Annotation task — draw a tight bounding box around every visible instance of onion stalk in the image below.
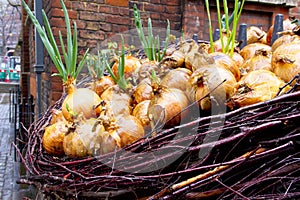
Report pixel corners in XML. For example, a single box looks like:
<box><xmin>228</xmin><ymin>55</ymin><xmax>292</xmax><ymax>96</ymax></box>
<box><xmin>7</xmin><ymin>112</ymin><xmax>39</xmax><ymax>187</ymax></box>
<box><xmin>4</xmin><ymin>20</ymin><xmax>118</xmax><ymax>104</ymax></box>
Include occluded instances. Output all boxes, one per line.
<box><xmin>133</xmin><ymin>4</ymin><xmax>170</xmax><ymax>62</ymax></box>
<box><xmin>205</xmin><ymin>0</ymin><xmax>245</xmax><ymax>57</ymax></box>
<box><xmin>22</xmin><ymin>0</ymin><xmax>102</xmax><ymax>122</ymax></box>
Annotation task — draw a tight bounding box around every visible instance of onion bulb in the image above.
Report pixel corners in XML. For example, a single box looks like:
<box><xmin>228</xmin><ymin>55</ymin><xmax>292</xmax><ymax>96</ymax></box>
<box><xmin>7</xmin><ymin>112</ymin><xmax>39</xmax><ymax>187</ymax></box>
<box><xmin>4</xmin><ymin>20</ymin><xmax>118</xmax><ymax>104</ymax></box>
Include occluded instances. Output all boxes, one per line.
<box><xmin>132</xmin><ymin>100</ymin><xmax>151</xmax><ymax>128</ymax></box>
<box><xmin>92</xmin><ymin>75</ymin><xmax>115</xmax><ymax>97</ymax></box>
<box><xmin>112</xmin><ymin>55</ymin><xmax>141</xmax><ymax>79</ymax></box>
<box><xmin>161</xmin><ymin>68</ymin><xmax>192</xmax><ymax>92</ymax></box>
<box><xmin>43</xmin><ymin>121</ymin><xmax>70</xmax><ymax>156</ymax></box>
<box><xmin>271</xmin><ymin>42</ymin><xmax>300</xmax><ymax>83</ymax></box>
<box><xmin>239</xmin><ymin>49</ymin><xmax>272</xmax><ymax>76</ymax></box>
<box><xmin>229</xmin><ymin>70</ymin><xmax>290</xmax><ymax>108</ymax></box>
<box><xmin>240</xmin><ymin>43</ymin><xmax>271</xmax><ymax>61</ymax></box>
<box><xmin>62</xmin><ymin>86</ymin><xmax>102</xmax><ymax>122</ymax></box>
<box><xmin>271</xmin><ymin>34</ymin><xmax>300</xmax><ymax>52</ymax></box>
<box><xmin>187</xmin><ymin>66</ymin><xmax>237</xmax><ymax>112</ymax></box>
<box><xmin>101</xmin><ymin>85</ymin><xmax>132</xmax><ymax>116</ymax></box>
<box><xmin>247</xmin><ymin>26</ymin><xmax>267</xmax><ymax>44</ymax></box>
<box><xmin>132</xmin><ymin>78</ymin><xmax>153</xmax><ymax>105</ymax></box>
<box><xmin>148</xmin><ymin>87</ymin><xmax>189</xmax><ymax>128</ymax></box>
<box><xmin>63</xmin><ymin>118</ymin><xmax>105</xmax><ymax>158</ymax></box>
<box><xmin>209</xmin><ymin>52</ymin><xmax>241</xmax><ymax>81</ymax></box>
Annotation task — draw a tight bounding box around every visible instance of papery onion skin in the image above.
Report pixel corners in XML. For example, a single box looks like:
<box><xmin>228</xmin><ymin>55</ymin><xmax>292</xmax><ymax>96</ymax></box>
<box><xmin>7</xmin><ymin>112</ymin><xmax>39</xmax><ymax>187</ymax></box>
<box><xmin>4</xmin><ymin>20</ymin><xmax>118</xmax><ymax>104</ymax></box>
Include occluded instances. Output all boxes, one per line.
<box><xmin>187</xmin><ymin>66</ymin><xmax>238</xmax><ymax>112</ymax></box>
<box><xmin>247</xmin><ymin>26</ymin><xmax>267</xmax><ymax>45</ymax></box>
<box><xmin>148</xmin><ymin>88</ymin><xmax>189</xmax><ymax>128</ymax></box>
<box><xmin>63</xmin><ymin>118</ymin><xmax>105</xmax><ymax>158</ymax></box>
<box><xmin>92</xmin><ymin>76</ymin><xmax>115</xmax><ymax>97</ymax></box>
<box><xmin>112</xmin><ymin>55</ymin><xmax>141</xmax><ymax>79</ymax></box>
<box><xmin>272</xmin><ymin>42</ymin><xmax>300</xmax><ymax>83</ymax></box>
<box><xmin>114</xmin><ymin>115</ymin><xmax>145</xmax><ymax>148</ymax></box>
<box><xmin>101</xmin><ymin>85</ymin><xmax>132</xmax><ymax>116</ymax></box>
<box><xmin>62</xmin><ymin>87</ymin><xmax>102</xmax><ymax>122</ymax></box>
<box><xmin>209</xmin><ymin>52</ymin><xmax>241</xmax><ymax>81</ymax></box>
<box><xmin>132</xmin><ymin>100</ymin><xmax>151</xmax><ymax>128</ymax></box>
<box><xmin>239</xmin><ymin>49</ymin><xmax>272</xmax><ymax>76</ymax></box>
<box><xmin>161</xmin><ymin>68</ymin><xmax>192</xmax><ymax>92</ymax></box>
<box><xmin>43</xmin><ymin>121</ymin><xmax>69</xmax><ymax>156</ymax></box>
<box><xmin>240</xmin><ymin>43</ymin><xmax>271</xmax><ymax>61</ymax></box>
<box><xmin>271</xmin><ymin>34</ymin><xmax>300</xmax><ymax>52</ymax></box>
<box><xmin>231</xmin><ymin>52</ymin><xmax>245</xmax><ymax>68</ymax></box>
<box><xmin>132</xmin><ymin>78</ymin><xmax>153</xmax><ymax>105</ymax></box>
<box><xmin>229</xmin><ymin>70</ymin><xmax>289</xmax><ymax>108</ymax></box>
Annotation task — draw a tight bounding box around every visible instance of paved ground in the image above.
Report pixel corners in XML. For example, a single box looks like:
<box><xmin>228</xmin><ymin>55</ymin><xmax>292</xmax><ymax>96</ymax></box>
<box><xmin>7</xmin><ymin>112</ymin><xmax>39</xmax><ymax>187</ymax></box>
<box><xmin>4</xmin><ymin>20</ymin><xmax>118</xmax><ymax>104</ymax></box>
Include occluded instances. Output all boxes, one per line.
<box><xmin>0</xmin><ymin>93</ymin><xmax>37</xmax><ymax>200</ymax></box>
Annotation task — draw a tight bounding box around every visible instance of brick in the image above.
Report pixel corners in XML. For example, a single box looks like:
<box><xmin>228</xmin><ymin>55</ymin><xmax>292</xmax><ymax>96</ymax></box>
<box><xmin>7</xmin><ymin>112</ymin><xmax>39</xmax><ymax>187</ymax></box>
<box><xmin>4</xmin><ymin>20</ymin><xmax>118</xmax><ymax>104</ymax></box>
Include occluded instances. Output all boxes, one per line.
<box><xmin>79</xmin><ymin>11</ymin><xmax>106</xmax><ymax>21</ymax></box>
<box><xmin>79</xmin><ymin>29</ymin><xmax>105</xmax><ymax>40</ymax></box>
<box><xmin>106</xmin><ymin>0</ymin><xmax>128</xmax><ymax>7</ymax></box>
<box><xmin>106</xmin><ymin>14</ymin><xmax>130</xmax><ymax>25</ymax></box>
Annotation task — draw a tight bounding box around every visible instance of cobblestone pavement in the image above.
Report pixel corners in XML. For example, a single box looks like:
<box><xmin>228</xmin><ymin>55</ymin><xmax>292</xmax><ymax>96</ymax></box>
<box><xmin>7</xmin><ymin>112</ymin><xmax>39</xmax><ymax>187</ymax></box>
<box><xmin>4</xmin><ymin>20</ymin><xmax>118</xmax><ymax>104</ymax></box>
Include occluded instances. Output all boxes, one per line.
<box><xmin>0</xmin><ymin>93</ymin><xmax>37</xmax><ymax>200</ymax></box>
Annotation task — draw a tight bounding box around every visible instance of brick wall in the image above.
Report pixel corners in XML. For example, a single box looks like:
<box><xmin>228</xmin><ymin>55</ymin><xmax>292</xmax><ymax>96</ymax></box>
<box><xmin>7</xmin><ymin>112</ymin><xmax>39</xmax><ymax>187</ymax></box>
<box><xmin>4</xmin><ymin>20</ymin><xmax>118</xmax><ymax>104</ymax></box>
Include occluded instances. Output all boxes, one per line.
<box><xmin>21</xmin><ymin>0</ymin><xmax>297</xmax><ymax>118</ymax></box>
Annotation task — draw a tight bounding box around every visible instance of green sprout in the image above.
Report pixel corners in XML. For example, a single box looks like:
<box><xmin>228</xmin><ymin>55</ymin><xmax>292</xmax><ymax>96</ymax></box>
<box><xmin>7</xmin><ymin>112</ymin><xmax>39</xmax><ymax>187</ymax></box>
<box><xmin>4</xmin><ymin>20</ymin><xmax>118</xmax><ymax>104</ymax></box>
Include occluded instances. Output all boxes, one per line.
<box><xmin>133</xmin><ymin>4</ymin><xmax>170</xmax><ymax>62</ymax></box>
<box><xmin>21</xmin><ymin>0</ymin><xmax>89</xmax><ymax>84</ymax></box>
<box><xmin>205</xmin><ymin>0</ymin><xmax>245</xmax><ymax>57</ymax></box>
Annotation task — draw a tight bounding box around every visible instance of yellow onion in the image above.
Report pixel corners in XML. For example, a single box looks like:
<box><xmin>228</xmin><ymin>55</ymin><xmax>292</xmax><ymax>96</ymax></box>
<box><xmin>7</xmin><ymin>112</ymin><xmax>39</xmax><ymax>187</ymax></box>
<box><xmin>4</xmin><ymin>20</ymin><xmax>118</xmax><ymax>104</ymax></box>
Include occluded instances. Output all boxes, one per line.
<box><xmin>240</xmin><ymin>43</ymin><xmax>271</xmax><ymax>61</ymax></box>
<box><xmin>239</xmin><ymin>49</ymin><xmax>272</xmax><ymax>76</ymax></box>
<box><xmin>209</xmin><ymin>52</ymin><xmax>241</xmax><ymax>81</ymax></box>
<box><xmin>43</xmin><ymin>120</ymin><xmax>70</xmax><ymax>156</ymax></box>
<box><xmin>49</xmin><ymin>109</ymin><xmax>66</xmax><ymax>125</ymax></box>
<box><xmin>161</xmin><ymin>50</ymin><xmax>185</xmax><ymax>69</ymax></box>
<box><xmin>132</xmin><ymin>100</ymin><xmax>151</xmax><ymax>128</ymax></box>
<box><xmin>101</xmin><ymin>85</ymin><xmax>132</xmax><ymax>116</ymax></box>
<box><xmin>247</xmin><ymin>26</ymin><xmax>267</xmax><ymax>44</ymax></box>
<box><xmin>112</xmin><ymin>55</ymin><xmax>141</xmax><ymax>79</ymax></box>
<box><xmin>271</xmin><ymin>34</ymin><xmax>300</xmax><ymax>52</ymax></box>
<box><xmin>63</xmin><ymin>118</ymin><xmax>105</xmax><ymax>158</ymax></box>
<box><xmin>161</xmin><ymin>68</ymin><xmax>192</xmax><ymax>92</ymax></box>
<box><xmin>267</xmin><ymin>16</ymin><xmax>297</xmax><ymax>45</ymax></box>
<box><xmin>132</xmin><ymin>78</ymin><xmax>153</xmax><ymax>105</ymax></box>
<box><xmin>231</xmin><ymin>52</ymin><xmax>245</xmax><ymax>68</ymax></box>
<box><xmin>92</xmin><ymin>75</ymin><xmax>115</xmax><ymax>97</ymax></box>
<box><xmin>229</xmin><ymin>70</ymin><xmax>289</xmax><ymax>108</ymax></box>
<box><xmin>272</xmin><ymin>42</ymin><xmax>300</xmax><ymax>83</ymax></box>
<box><xmin>62</xmin><ymin>84</ymin><xmax>102</xmax><ymax>122</ymax></box>
<box><xmin>137</xmin><ymin>59</ymin><xmax>160</xmax><ymax>80</ymax></box>
<box><xmin>148</xmin><ymin>87</ymin><xmax>189</xmax><ymax>128</ymax></box>
<box><xmin>187</xmin><ymin>65</ymin><xmax>237</xmax><ymax>112</ymax></box>
<box><xmin>114</xmin><ymin>115</ymin><xmax>145</xmax><ymax>147</ymax></box>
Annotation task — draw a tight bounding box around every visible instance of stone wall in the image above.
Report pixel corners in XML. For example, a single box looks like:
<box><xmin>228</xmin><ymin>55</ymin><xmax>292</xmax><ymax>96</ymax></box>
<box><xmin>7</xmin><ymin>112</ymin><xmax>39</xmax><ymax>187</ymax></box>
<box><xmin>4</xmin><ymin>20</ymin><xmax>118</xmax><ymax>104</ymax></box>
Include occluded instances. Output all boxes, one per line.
<box><xmin>21</xmin><ymin>0</ymin><xmax>298</xmax><ymax>118</ymax></box>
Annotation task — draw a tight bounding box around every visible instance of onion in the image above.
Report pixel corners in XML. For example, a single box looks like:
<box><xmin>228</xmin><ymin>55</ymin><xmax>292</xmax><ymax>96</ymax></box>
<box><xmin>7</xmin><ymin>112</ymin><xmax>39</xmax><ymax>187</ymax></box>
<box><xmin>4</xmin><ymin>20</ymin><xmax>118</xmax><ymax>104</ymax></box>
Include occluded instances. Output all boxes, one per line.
<box><xmin>92</xmin><ymin>75</ymin><xmax>115</xmax><ymax>97</ymax></box>
<box><xmin>112</xmin><ymin>55</ymin><xmax>141</xmax><ymax>79</ymax></box>
<box><xmin>247</xmin><ymin>26</ymin><xmax>267</xmax><ymax>44</ymax></box>
<box><xmin>132</xmin><ymin>78</ymin><xmax>153</xmax><ymax>105</ymax></box>
<box><xmin>148</xmin><ymin>87</ymin><xmax>189</xmax><ymax>128</ymax></box>
<box><xmin>187</xmin><ymin>65</ymin><xmax>237</xmax><ymax>112</ymax></box>
<box><xmin>240</xmin><ymin>43</ymin><xmax>271</xmax><ymax>61</ymax></box>
<box><xmin>239</xmin><ymin>49</ymin><xmax>272</xmax><ymax>76</ymax></box>
<box><xmin>62</xmin><ymin>85</ymin><xmax>102</xmax><ymax>122</ymax></box>
<box><xmin>63</xmin><ymin>118</ymin><xmax>105</xmax><ymax>158</ymax></box>
<box><xmin>271</xmin><ymin>42</ymin><xmax>300</xmax><ymax>83</ymax></box>
<box><xmin>161</xmin><ymin>68</ymin><xmax>192</xmax><ymax>92</ymax></box>
<box><xmin>271</xmin><ymin>34</ymin><xmax>300</xmax><ymax>52</ymax></box>
<box><xmin>137</xmin><ymin>59</ymin><xmax>160</xmax><ymax>80</ymax></box>
<box><xmin>229</xmin><ymin>70</ymin><xmax>289</xmax><ymax>108</ymax></box>
<box><xmin>132</xmin><ymin>100</ymin><xmax>151</xmax><ymax>128</ymax></box>
<box><xmin>49</xmin><ymin>109</ymin><xmax>66</xmax><ymax>125</ymax></box>
<box><xmin>114</xmin><ymin>115</ymin><xmax>145</xmax><ymax>147</ymax></box>
<box><xmin>43</xmin><ymin>121</ymin><xmax>69</xmax><ymax>156</ymax></box>
<box><xmin>231</xmin><ymin>52</ymin><xmax>245</xmax><ymax>68</ymax></box>
<box><xmin>209</xmin><ymin>52</ymin><xmax>241</xmax><ymax>81</ymax></box>
<box><xmin>101</xmin><ymin>85</ymin><xmax>132</xmax><ymax>116</ymax></box>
